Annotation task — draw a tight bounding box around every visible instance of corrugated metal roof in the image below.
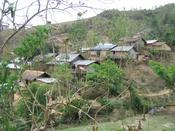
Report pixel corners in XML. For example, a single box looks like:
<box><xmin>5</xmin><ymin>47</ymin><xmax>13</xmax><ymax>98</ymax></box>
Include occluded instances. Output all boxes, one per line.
<box><xmin>74</xmin><ymin>60</ymin><xmax>96</xmax><ymax>66</ymax></box>
<box><xmin>6</xmin><ymin>63</ymin><xmax>21</xmax><ymax>69</ymax></box>
<box><xmin>146</xmin><ymin>40</ymin><xmax>158</xmax><ymax>44</ymax></box>
<box><xmin>36</xmin><ymin>78</ymin><xmax>57</xmax><ymax>84</ymax></box>
<box><xmin>111</xmin><ymin>46</ymin><xmax>134</xmax><ymax>52</ymax></box>
<box><xmin>55</xmin><ymin>53</ymin><xmax>82</xmax><ymax>62</ymax></box>
<box><xmin>91</xmin><ymin>43</ymin><xmax>117</xmax><ymax>51</ymax></box>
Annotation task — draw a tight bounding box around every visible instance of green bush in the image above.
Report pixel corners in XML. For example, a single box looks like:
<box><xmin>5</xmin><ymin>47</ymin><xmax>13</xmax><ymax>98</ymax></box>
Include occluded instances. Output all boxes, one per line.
<box><xmin>14</xmin><ymin>25</ymin><xmax>51</xmax><ymax>59</ymax></box>
<box><xmin>68</xmin><ymin>21</ymin><xmax>87</xmax><ymax>40</ymax></box>
<box><xmin>87</xmin><ymin>60</ymin><xmax>124</xmax><ymax>96</ymax></box>
<box><xmin>149</xmin><ymin>60</ymin><xmax>175</xmax><ymax>88</ymax></box>
<box><xmin>97</xmin><ymin>97</ymin><xmax>114</xmax><ymax>114</ymax></box>
<box><xmin>59</xmin><ymin>99</ymin><xmax>89</xmax><ymax>123</ymax></box>
<box><xmin>16</xmin><ymin>83</ymin><xmax>49</xmax><ymax>120</ymax></box>
<box><xmin>129</xmin><ymin>87</ymin><xmax>150</xmax><ymax>113</ymax></box>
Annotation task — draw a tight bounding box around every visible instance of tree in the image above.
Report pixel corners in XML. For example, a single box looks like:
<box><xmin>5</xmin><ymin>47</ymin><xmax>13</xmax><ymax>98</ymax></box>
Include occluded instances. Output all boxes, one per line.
<box><xmin>0</xmin><ymin>61</ymin><xmax>19</xmax><ymax>131</ymax></box>
<box><xmin>14</xmin><ymin>25</ymin><xmax>51</xmax><ymax>59</ymax></box>
<box><xmin>68</xmin><ymin>21</ymin><xmax>87</xmax><ymax>50</ymax></box>
<box><xmin>86</xmin><ymin>30</ymin><xmax>100</xmax><ymax>47</ymax></box>
<box><xmin>106</xmin><ymin>13</ymin><xmax>145</xmax><ymax>42</ymax></box>
<box><xmin>52</xmin><ymin>64</ymin><xmax>73</xmax><ymax>98</ymax></box>
<box><xmin>0</xmin><ymin>0</ymin><xmax>99</xmax><ymax>53</ymax></box>
<box><xmin>87</xmin><ymin>60</ymin><xmax>124</xmax><ymax>96</ymax></box>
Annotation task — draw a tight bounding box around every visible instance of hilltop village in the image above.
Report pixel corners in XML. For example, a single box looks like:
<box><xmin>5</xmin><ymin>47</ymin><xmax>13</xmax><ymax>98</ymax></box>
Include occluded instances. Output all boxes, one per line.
<box><xmin>5</xmin><ymin>31</ymin><xmax>172</xmax><ymax>85</ymax></box>
<box><xmin>1</xmin><ymin>4</ymin><xmax>175</xmax><ymax>131</ymax></box>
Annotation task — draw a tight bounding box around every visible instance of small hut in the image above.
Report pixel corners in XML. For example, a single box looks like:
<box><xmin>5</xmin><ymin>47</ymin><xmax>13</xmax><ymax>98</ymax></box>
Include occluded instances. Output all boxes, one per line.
<box><xmin>47</xmin><ymin>53</ymin><xmax>85</xmax><ymax>68</ymax></box>
<box><xmin>90</xmin><ymin>43</ymin><xmax>117</xmax><ymax>61</ymax></box>
<box><xmin>111</xmin><ymin>46</ymin><xmax>137</xmax><ymax>60</ymax></box>
<box><xmin>119</xmin><ymin>36</ymin><xmax>144</xmax><ymax>51</ymax></box>
<box><xmin>145</xmin><ymin>41</ymin><xmax>171</xmax><ymax>51</ymax></box>
<box><xmin>22</xmin><ymin>70</ymin><xmax>55</xmax><ymax>85</ymax></box>
<box><xmin>73</xmin><ymin>60</ymin><xmax>98</xmax><ymax>73</ymax></box>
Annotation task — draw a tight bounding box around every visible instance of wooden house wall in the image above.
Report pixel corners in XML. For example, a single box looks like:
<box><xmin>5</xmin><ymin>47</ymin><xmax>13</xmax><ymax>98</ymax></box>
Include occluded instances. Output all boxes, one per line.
<box><xmin>111</xmin><ymin>49</ymin><xmax>136</xmax><ymax>59</ymax></box>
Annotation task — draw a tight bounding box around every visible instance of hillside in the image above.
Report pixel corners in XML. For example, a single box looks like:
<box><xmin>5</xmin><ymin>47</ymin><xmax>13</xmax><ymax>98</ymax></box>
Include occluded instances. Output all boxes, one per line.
<box><xmin>0</xmin><ymin>4</ymin><xmax>175</xmax><ymax>131</ymax></box>
<box><xmin>1</xmin><ymin>3</ymin><xmax>175</xmax><ymax>55</ymax></box>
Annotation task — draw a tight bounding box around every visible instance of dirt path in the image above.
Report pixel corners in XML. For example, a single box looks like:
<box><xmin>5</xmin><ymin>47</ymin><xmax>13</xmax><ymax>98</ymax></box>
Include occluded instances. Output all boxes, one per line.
<box><xmin>120</xmin><ymin>89</ymin><xmax>172</xmax><ymax>100</ymax></box>
<box><xmin>139</xmin><ymin>89</ymin><xmax>172</xmax><ymax>97</ymax></box>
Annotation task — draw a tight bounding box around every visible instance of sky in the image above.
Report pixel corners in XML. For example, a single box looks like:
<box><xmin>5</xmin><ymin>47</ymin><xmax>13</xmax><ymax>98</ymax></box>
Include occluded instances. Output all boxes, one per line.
<box><xmin>1</xmin><ymin>0</ymin><xmax>175</xmax><ymax>27</ymax></box>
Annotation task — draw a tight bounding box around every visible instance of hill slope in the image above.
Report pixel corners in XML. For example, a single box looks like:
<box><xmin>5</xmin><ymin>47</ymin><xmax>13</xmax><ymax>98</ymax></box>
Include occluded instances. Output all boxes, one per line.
<box><xmin>1</xmin><ymin>3</ymin><xmax>175</xmax><ymax>55</ymax></box>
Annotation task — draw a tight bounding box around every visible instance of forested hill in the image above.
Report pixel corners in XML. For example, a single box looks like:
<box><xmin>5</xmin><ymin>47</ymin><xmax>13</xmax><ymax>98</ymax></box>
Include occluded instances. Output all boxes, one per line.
<box><xmin>60</xmin><ymin>3</ymin><xmax>175</xmax><ymax>50</ymax></box>
<box><xmin>2</xmin><ymin>3</ymin><xmax>175</xmax><ymax>54</ymax></box>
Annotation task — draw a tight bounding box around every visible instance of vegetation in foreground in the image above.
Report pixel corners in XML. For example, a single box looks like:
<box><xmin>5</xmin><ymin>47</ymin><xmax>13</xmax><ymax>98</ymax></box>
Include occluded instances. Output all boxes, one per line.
<box><xmin>58</xmin><ymin>114</ymin><xmax>175</xmax><ymax>131</ymax></box>
<box><xmin>0</xmin><ymin>4</ymin><xmax>175</xmax><ymax>131</ymax></box>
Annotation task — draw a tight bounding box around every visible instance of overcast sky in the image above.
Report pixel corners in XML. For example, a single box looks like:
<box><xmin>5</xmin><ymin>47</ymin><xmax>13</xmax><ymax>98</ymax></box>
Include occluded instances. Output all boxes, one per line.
<box><xmin>68</xmin><ymin>0</ymin><xmax>175</xmax><ymax>21</ymax></box>
<box><xmin>2</xmin><ymin>0</ymin><xmax>175</xmax><ymax>27</ymax></box>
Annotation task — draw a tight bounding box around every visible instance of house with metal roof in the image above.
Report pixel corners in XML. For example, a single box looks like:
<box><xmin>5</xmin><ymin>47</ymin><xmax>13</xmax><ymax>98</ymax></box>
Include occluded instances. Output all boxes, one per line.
<box><xmin>90</xmin><ymin>43</ymin><xmax>117</xmax><ymax>61</ymax></box>
<box><xmin>119</xmin><ymin>35</ymin><xmax>144</xmax><ymax>51</ymax></box>
<box><xmin>146</xmin><ymin>40</ymin><xmax>158</xmax><ymax>45</ymax></box>
<box><xmin>91</xmin><ymin>43</ymin><xmax>117</xmax><ymax>51</ymax></box>
<box><xmin>111</xmin><ymin>45</ymin><xmax>137</xmax><ymax>59</ymax></box>
<box><xmin>142</xmin><ymin>39</ymin><xmax>171</xmax><ymax>51</ymax></box>
<box><xmin>47</xmin><ymin>53</ymin><xmax>85</xmax><ymax>67</ymax></box>
<box><xmin>73</xmin><ymin>60</ymin><xmax>98</xmax><ymax>73</ymax></box>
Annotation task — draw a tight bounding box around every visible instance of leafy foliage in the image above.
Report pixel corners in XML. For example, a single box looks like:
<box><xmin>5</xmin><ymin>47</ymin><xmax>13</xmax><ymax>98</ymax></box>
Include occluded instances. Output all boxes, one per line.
<box><xmin>52</xmin><ymin>64</ymin><xmax>73</xmax><ymax>97</ymax></box>
<box><xmin>85</xmin><ymin>30</ymin><xmax>100</xmax><ymax>46</ymax></box>
<box><xmin>87</xmin><ymin>60</ymin><xmax>124</xmax><ymax>96</ymax></box>
<box><xmin>16</xmin><ymin>83</ymin><xmax>49</xmax><ymax>121</ymax></box>
<box><xmin>149</xmin><ymin>60</ymin><xmax>175</xmax><ymax>88</ymax></box>
<box><xmin>68</xmin><ymin>21</ymin><xmax>87</xmax><ymax>42</ymax></box>
<box><xmin>149</xmin><ymin>4</ymin><xmax>175</xmax><ymax>46</ymax></box>
<box><xmin>129</xmin><ymin>85</ymin><xmax>149</xmax><ymax>113</ymax></box>
<box><xmin>97</xmin><ymin>97</ymin><xmax>114</xmax><ymax>114</ymax></box>
<box><xmin>59</xmin><ymin>99</ymin><xmax>89</xmax><ymax>123</ymax></box>
<box><xmin>64</xmin><ymin>4</ymin><xmax>175</xmax><ymax>49</ymax></box>
<box><xmin>0</xmin><ymin>61</ymin><xmax>19</xmax><ymax>131</ymax></box>
<box><xmin>106</xmin><ymin>13</ymin><xmax>145</xmax><ymax>42</ymax></box>
<box><xmin>14</xmin><ymin>26</ymin><xmax>51</xmax><ymax>59</ymax></box>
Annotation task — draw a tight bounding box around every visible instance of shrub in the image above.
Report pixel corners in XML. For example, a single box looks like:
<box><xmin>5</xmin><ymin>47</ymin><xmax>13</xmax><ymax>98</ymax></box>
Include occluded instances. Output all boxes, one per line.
<box><xmin>68</xmin><ymin>21</ymin><xmax>87</xmax><ymax>42</ymax></box>
<box><xmin>16</xmin><ymin>83</ymin><xmax>49</xmax><ymax>120</ymax></box>
<box><xmin>97</xmin><ymin>97</ymin><xmax>114</xmax><ymax>114</ymax></box>
<box><xmin>14</xmin><ymin>25</ymin><xmax>51</xmax><ymax>59</ymax></box>
<box><xmin>149</xmin><ymin>60</ymin><xmax>175</xmax><ymax>88</ymax></box>
<box><xmin>129</xmin><ymin>86</ymin><xmax>150</xmax><ymax>113</ymax></box>
<box><xmin>59</xmin><ymin>99</ymin><xmax>89</xmax><ymax>123</ymax></box>
<box><xmin>87</xmin><ymin>60</ymin><xmax>124</xmax><ymax>96</ymax></box>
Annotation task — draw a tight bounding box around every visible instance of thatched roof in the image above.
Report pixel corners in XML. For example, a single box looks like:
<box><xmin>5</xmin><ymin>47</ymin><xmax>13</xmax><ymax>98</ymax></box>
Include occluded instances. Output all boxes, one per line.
<box><xmin>22</xmin><ymin>70</ymin><xmax>50</xmax><ymax>81</ymax></box>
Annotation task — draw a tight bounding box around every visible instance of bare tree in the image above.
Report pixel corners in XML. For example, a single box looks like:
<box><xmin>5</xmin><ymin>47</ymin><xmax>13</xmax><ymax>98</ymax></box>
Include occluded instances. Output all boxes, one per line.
<box><xmin>0</xmin><ymin>0</ymin><xmax>102</xmax><ymax>54</ymax></box>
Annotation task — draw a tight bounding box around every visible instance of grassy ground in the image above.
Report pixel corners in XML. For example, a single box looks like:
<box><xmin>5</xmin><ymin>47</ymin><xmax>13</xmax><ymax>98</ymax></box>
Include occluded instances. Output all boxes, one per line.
<box><xmin>56</xmin><ymin>114</ymin><xmax>175</xmax><ymax>131</ymax></box>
